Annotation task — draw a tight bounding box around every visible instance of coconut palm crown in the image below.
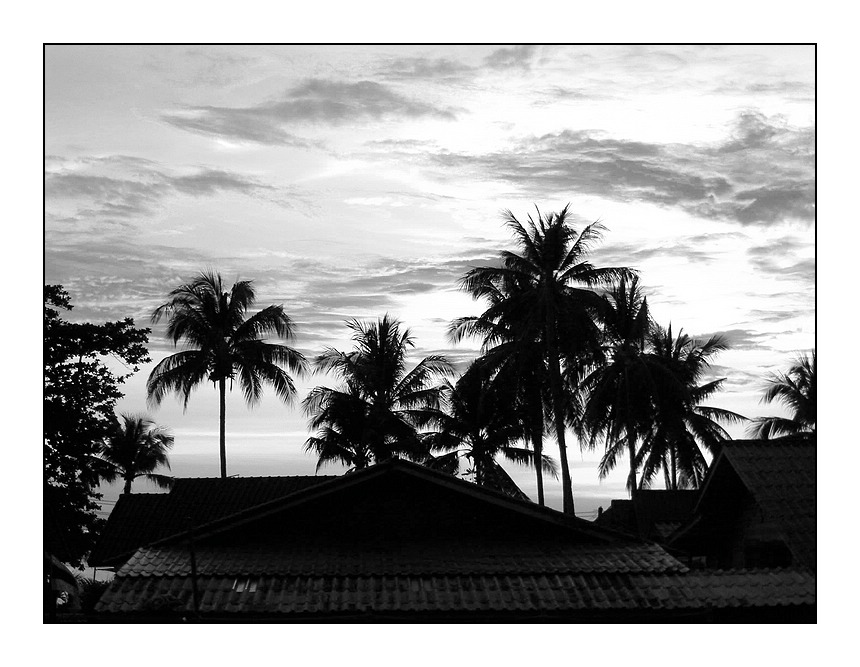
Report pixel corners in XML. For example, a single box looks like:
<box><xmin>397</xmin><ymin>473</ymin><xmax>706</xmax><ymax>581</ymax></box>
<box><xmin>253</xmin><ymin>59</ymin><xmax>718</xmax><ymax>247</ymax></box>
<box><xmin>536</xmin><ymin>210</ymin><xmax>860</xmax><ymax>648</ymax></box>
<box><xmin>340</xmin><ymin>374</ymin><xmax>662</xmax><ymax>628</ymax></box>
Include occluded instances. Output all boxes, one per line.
<box><xmin>94</xmin><ymin>414</ymin><xmax>174</xmax><ymax>494</ymax></box>
<box><xmin>579</xmin><ymin>275</ymin><xmax>666</xmax><ymax>492</ymax></box>
<box><xmin>636</xmin><ymin>325</ymin><xmax>746</xmax><ymax>490</ymax></box>
<box><xmin>747</xmin><ymin>350</ymin><xmax>816</xmax><ymax>439</ymax></box>
<box><xmin>147</xmin><ymin>271</ymin><xmax>307</xmax><ymax>478</ymax></box>
<box><xmin>457</xmin><ymin>204</ymin><xmax>633</xmax><ymax>515</ymax></box>
<box><xmin>425</xmin><ymin>359</ymin><xmax>558</xmax><ymax>498</ymax></box>
<box><xmin>303</xmin><ymin>315</ymin><xmax>453</xmax><ymax>471</ymax></box>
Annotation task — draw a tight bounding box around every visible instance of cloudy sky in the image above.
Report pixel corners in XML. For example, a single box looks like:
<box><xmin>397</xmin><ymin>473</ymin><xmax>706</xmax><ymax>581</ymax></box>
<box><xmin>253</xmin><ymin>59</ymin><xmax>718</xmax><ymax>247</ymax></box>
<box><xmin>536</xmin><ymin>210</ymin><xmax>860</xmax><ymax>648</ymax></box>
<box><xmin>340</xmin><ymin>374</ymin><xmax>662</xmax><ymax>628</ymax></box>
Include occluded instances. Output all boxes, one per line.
<box><xmin>44</xmin><ymin>45</ymin><xmax>815</xmax><ymax>515</ymax></box>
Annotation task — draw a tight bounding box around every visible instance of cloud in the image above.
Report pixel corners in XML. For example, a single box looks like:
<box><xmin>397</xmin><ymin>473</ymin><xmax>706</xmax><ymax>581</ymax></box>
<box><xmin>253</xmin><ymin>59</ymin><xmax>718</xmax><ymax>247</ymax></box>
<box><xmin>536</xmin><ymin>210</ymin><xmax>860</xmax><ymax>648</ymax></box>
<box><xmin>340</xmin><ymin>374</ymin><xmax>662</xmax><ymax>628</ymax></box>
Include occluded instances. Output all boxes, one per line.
<box><xmin>696</xmin><ymin>328</ymin><xmax>773</xmax><ymax>351</ymax></box>
<box><xmin>161</xmin><ymin>78</ymin><xmax>459</xmax><ymax>145</ymax></box>
<box><xmin>746</xmin><ymin>241</ymin><xmax>815</xmax><ymax>283</ymax></box>
<box><xmin>45</xmin><ymin>156</ymin><xmax>287</xmax><ymax>224</ymax></box>
<box><xmin>483</xmin><ymin>45</ymin><xmax>539</xmax><ymax>71</ymax></box>
<box><xmin>372</xmin><ymin>110</ymin><xmax>813</xmax><ymax>226</ymax></box>
<box><xmin>379</xmin><ymin>56</ymin><xmax>475</xmax><ymax>81</ymax></box>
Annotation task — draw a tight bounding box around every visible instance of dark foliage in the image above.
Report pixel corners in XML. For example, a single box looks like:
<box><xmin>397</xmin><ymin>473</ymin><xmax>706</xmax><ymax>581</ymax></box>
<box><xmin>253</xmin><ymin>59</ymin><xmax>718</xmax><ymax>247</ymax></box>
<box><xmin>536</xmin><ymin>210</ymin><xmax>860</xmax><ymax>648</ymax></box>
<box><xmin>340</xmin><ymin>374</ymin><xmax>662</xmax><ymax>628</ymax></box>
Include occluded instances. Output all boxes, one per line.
<box><xmin>44</xmin><ymin>285</ymin><xmax>150</xmax><ymax>566</ymax></box>
<box><xmin>303</xmin><ymin>315</ymin><xmax>453</xmax><ymax>471</ymax></box>
<box><xmin>747</xmin><ymin>350</ymin><xmax>816</xmax><ymax>439</ymax></box>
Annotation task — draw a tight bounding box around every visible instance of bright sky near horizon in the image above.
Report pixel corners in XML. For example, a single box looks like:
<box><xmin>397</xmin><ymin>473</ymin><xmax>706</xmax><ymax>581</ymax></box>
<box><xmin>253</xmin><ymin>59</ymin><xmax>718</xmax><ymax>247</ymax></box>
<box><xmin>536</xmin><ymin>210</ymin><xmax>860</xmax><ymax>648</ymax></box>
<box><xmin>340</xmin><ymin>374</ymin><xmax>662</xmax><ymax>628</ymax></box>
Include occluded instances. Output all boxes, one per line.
<box><xmin>44</xmin><ymin>44</ymin><xmax>815</xmax><ymax>516</ymax></box>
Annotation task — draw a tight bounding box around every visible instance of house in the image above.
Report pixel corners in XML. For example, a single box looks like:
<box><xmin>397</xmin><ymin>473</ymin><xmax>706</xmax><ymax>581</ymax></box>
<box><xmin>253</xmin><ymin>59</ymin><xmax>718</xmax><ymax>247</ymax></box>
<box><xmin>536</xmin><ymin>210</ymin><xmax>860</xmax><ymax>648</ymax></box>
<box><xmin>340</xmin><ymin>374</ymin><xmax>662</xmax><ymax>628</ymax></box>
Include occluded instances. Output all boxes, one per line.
<box><xmin>92</xmin><ymin>458</ymin><xmax>815</xmax><ymax>622</ymax></box>
<box><xmin>594</xmin><ymin>490</ymin><xmax>699</xmax><ymax>544</ymax></box>
<box><xmin>668</xmin><ymin>436</ymin><xmax>816</xmax><ymax>571</ymax></box>
<box><xmin>89</xmin><ymin>474</ymin><xmax>336</xmax><ymax>570</ymax></box>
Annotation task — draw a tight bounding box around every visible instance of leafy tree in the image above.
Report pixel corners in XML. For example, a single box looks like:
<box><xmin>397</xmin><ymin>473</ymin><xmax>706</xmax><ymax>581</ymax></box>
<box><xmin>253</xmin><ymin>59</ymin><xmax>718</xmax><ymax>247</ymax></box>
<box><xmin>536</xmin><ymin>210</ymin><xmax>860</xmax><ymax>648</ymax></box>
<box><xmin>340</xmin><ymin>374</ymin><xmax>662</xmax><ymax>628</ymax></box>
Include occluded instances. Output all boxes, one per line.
<box><xmin>93</xmin><ymin>414</ymin><xmax>174</xmax><ymax>494</ymax></box>
<box><xmin>459</xmin><ymin>206</ymin><xmax>631</xmax><ymax>514</ymax></box>
<box><xmin>426</xmin><ymin>360</ymin><xmax>557</xmax><ymax>499</ymax></box>
<box><xmin>636</xmin><ymin>325</ymin><xmax>746</xmax><ymax>489</ymax></box>
<box><xmin>44</xmin><ymin>285</ymin><xmax>150</xmax><ymax>566</ymax></box>
<box><xmin>147</xmin><ymin>271</ymin><xmax>307</xmax><ymax>478</ymax></box>
<box><xmin>747</xmin><ymin>350</ymin><xmax>816</xmax><ymax>439</ymax></box>
<box><xmin>303</xmin><ymin>315</ymin><xmax>452</xmax><ymax>471</ymax></box>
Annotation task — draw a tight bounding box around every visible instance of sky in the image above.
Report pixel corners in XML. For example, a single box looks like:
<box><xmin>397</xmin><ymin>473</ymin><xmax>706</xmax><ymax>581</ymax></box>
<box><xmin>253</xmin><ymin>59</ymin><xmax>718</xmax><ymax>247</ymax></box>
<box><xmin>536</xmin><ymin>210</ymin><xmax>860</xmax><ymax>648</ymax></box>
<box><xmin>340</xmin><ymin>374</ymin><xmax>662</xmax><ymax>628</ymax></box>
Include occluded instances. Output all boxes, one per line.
<box><xmin>43</xmin><ymin>44</ymin><xmax>815</xmax><ymax>517</ymax></box>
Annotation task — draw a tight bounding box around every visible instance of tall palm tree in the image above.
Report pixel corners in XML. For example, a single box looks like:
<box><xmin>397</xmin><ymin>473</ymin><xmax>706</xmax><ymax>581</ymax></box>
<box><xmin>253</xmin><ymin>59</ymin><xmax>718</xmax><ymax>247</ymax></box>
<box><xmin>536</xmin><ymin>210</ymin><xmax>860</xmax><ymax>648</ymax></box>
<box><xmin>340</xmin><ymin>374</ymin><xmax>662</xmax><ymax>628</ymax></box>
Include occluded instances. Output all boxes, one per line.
<box><xmin>303</xmin><ymin>315</ymin><xmax>453</xmax><ymax>470</ymax></box>
<box><xmin>636</xmin><ymin>325</ymin><xmax>746</xmax><ymax>489</ymax></box>
<box><xmin>579</xmin><ymin>276</ymin><xmax>664</xmax><ymax>492</ymax></box>
<box><xmin>426</xmin><ymin>360</ymin><xmax>558</xmax><ymax>499</ymax></box>
<box><xmin>94</xmin><ymin>414</ymin><xmax>174</xmax><ymax>494</ymax></box>
<box><xmin>147</xmin><ymin>271</ymin><xmax>307</xmax><ymax>478</ymax></box>
<box><xmin>459</xmin><ymin>205</ymin><xmax>631</xmax><ymax>515</ymax></box>
<box><xmin>747</xmin><ymin>350</ymin><xmax>816</xmax><ymax>439</ymax></box>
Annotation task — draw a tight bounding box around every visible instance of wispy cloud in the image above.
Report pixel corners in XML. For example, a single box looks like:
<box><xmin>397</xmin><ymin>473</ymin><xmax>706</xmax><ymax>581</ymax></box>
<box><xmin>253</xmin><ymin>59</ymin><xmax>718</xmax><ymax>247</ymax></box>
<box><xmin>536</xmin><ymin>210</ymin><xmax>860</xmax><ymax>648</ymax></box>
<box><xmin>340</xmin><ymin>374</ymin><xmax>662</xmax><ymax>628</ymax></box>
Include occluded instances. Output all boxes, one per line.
<box><xmin>162</xmin><ymin>78</ymin><xmax>460</xmax><ymax>145</ymax></box>
<box><xmin>378</xmin><ymin>56</ymin><xmax>475</xmax><ymax>81</ymax></box>
<box><xmin>483</xmin><ymin>45</ymin><xmax>540</xmax><ymax>71</ymax></box>
<box><xmin>368</xmin><ymin>110</ymin><xmax>813</xmax><ymax>227</ymax></box>
<box><xmin>45</xmin><ymin>155</ymin><xmax>297</xmax><ymax>226</ymax></box>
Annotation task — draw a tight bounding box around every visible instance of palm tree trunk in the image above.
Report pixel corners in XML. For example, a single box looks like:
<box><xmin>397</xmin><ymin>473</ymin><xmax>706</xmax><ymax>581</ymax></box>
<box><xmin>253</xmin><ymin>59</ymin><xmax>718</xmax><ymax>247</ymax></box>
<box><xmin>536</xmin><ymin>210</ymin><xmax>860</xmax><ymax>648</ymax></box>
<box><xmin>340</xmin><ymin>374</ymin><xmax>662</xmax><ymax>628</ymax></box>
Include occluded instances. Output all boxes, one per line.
<box><xmin>627</xmin><ymin>436</ymin><xmax>637</xmax><ymax>495</ymax></box>
<box><xmin>532</xmin><ymin>431</ymin><xmax>545</xmax><ymax>506</ymax></box>
<box><xmin>670</xmin><ymin>445</ymin><xmax>677</xmax><ymax>490</ymax></box>
<box><xmin>219</xmin><ymin>377</ymin><xmax>227</xmax><ymax>479</ymax></box>
<box><xmin>624</xmin><ymin>367</ymin><xmax>637</xmax><ymax>493</ymax></box>
<box><xmin>545</xmin><ymin>313</ymin><xmax>574</xmax><ymax>515</ymax></box>
<box><xmin>123</xmin><ymin>475</ymin><xmax>133</xmax><ymax>494</ymax></box>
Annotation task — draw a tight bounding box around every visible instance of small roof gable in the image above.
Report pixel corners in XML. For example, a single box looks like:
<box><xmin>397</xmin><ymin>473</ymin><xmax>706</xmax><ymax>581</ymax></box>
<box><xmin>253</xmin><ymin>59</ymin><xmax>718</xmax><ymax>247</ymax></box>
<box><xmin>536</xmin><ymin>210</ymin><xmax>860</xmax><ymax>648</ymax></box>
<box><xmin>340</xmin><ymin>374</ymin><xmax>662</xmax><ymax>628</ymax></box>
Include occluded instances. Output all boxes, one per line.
<box><xmin>674</xmin><ymin>437</ymin><xmax>816</xmax><ymax>569</ymax></box>
<box><xmin>89</xmin><ymin>475</ymin><xmax>335</xmax><ymax>567</ymax></box>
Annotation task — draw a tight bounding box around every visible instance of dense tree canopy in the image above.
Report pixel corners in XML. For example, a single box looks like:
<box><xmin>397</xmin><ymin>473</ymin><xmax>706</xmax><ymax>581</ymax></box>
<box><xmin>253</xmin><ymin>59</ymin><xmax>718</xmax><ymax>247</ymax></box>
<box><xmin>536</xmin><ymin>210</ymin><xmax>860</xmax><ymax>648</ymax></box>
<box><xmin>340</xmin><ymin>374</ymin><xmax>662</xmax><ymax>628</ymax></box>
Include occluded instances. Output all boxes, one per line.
<box><xmin>44</xmin><ymin>285</ymin><xmax>150</xmax><ymax>566</ymax></box>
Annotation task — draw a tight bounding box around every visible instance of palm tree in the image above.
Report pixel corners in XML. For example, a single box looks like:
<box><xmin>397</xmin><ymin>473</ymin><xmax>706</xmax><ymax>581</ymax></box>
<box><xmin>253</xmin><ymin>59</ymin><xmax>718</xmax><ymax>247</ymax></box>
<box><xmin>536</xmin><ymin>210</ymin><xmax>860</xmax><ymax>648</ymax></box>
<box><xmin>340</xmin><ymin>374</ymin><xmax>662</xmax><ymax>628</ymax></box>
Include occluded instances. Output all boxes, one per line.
<box><xmin>303</xmin><ymin>315</ymin><xmax>453</xmax><ymax>470</ymax></box>
<box><xmin>458</xmin><ymin>205</ymin><xmax>631</xmax><ymax>515</ymax></box>
<box><xmin>147</xmin><ymin>271</ymin><xmax>307</xmax><ymax>478</ymax></box>
<box><xmin>94</xmin><ymin>414</ymin><xmax>174</xmax><ymax>494</ymax></box>
<box><xmin>579</xmin><ymin>275</ymin><xmax>664</xmax><ymax>492</ymax></box>
<box><xmin>449</xmin><ymin>313</ymin><xmax>552</xmax><ymax>505</ymax></box>
<box><xmin>426</xmin><ymin>360</ymin><xmax>558</xmax><ymax>499</ymax></box>
<box><xmin>636</xmin><ymin>325</ymin><xmax>746</xmax><ymax>489</ymax></box>
<box><xmin>747</xmin><ymin>350</ymin><xmax>816</xmax><ymax>439</ymax></box>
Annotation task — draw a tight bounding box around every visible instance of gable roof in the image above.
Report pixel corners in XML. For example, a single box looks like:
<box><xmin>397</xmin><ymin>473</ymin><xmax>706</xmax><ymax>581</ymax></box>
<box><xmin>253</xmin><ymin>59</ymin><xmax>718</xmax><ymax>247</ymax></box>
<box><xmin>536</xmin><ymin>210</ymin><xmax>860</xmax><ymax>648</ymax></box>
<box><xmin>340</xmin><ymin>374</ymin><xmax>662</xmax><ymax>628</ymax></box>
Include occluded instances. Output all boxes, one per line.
<box><xmin>672</xmin><ymin>437</ymin><xmax>816</xmax><ymax>569</ymax></box>
<box><xmin>89</xmin><ymin>474</ymin><xmax>335</xmax><ymax>567</ymax></box>
<box><xmin>148</xmin><ymin>458</ymin><xmax>625</xmax><ymax>548</ymax></box>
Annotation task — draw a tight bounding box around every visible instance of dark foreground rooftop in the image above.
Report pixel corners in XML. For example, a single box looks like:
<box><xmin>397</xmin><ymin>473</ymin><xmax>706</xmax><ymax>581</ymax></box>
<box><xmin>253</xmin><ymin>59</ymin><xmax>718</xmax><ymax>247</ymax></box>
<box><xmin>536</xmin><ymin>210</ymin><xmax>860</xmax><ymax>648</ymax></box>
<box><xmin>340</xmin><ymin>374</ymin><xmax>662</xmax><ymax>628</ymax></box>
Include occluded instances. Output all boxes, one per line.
<box><xmin>92</xmin><ymin>458</ymin><xmax>815</xmax><ymax>622</ymax></box>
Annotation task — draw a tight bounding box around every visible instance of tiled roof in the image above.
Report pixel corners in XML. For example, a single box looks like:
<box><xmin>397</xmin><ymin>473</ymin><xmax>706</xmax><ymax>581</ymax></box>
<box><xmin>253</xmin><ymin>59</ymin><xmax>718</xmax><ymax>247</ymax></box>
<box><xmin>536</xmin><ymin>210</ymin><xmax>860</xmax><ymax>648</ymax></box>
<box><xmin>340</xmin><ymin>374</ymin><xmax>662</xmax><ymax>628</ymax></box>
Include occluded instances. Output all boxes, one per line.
<box><xmin>116</xmin><ymin>540</ymin><xmax>686</xmax><ymax>578</ymax></box>
<box><xmin>712</xmin><ymin>439</ymin><xmax>816</xmax><ymax>570</ymax></box>
<box><xmin>96</xmin><ymin>567</ymin><xmax>815</xmax><ymax>617</ymax></box>
<box><xmin>89</xmin><ymin>475</ymin><xmax>335</xmax><ymax>566</ymax></box>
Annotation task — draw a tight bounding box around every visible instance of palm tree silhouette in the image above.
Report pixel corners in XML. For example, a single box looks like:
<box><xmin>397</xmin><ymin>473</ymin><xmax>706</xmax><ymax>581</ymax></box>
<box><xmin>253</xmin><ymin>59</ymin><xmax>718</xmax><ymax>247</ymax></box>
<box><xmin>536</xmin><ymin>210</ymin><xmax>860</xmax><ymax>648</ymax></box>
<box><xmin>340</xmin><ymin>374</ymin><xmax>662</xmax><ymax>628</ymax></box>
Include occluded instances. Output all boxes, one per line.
<box><xmin>747</xmin><ymin>350</ymin><xmax>816</xmax><ymax>439</ymax></box>
<box><xmin>580</xmin><ymin>276</ymin><xmax>662</xmax><ymax>492</ymax></box>
<box><xmin>147</xmin><ymin>271</ymin><xmax>307</xmax><ymax>478</ymax></box>
<box><xmin>449</xmin><ymin>313</ymin><xmax>551</xmax><ymax>505</ymax></box>
<box><xmin>303</xmin><ymin>315</ymin><xmax>452</xmax><ymax>471</ymax></box>
<box><xmin>458</xmin><ymin>205</ymin><xmax>631</xmax><ymax>514</ymax></box>
<box><xmin>426</xmin><ymin>360</ymin><xmax>557</xmax><ymax>498</ymax></box>
<box><xmin>94</xmin><ymin>414</ymin><xmax>174</xmax><ymax>494</ymax></box>
<box><xmin>637</xmin><ymin>325</ymin><xmax>746</xmax><ymax>489</ymax></box>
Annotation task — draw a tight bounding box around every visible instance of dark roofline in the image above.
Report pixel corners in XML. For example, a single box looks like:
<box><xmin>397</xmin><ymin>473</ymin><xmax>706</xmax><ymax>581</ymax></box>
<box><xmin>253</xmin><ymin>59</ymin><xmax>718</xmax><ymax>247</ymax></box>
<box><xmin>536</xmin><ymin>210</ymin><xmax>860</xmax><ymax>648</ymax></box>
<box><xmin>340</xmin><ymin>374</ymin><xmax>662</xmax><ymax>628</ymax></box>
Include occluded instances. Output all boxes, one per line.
<box><xmin>148</xmin><ymin>458</ymin><xmax>629</xmax><ymax>548</ymax></box>
<box><xmin>691</xmin><ymin>436</ymin><xmax>815</xmax><ymax>515</ymax></box>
